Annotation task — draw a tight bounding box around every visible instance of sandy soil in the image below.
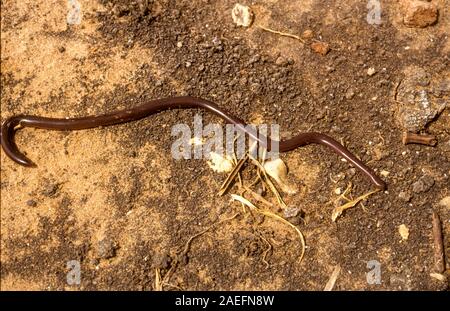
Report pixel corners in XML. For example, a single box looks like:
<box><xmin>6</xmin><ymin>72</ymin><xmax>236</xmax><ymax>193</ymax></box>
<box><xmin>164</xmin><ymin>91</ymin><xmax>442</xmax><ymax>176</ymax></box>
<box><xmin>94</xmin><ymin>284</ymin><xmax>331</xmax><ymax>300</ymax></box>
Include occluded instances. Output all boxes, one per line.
<box><xmin>1</xmin><ymin>0</ymin><xmax>449</xmax><ymax>290</ymax></box>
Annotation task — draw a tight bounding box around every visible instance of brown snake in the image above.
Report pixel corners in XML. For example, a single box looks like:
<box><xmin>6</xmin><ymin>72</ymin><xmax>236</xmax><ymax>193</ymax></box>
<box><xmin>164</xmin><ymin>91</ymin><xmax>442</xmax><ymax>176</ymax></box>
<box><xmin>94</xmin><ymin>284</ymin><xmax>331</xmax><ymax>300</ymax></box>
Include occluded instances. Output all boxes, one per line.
<box><xmin>0</xmin><ymin>96</ymin><xmax>386</xmax><ymax>190</ymax></box>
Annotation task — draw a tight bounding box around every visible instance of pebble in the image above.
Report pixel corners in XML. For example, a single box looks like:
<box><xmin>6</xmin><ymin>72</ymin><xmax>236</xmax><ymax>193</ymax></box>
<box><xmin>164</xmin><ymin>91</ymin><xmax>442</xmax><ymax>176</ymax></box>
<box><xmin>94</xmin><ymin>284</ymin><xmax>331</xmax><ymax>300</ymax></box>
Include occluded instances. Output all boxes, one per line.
<box><xmin>275</xmin><ymin>56</ymin><xmax>287</xmax><ymax>66</ymax></box>
<box><xmin>152</xmin><ymin>253</ymin><xmax>171</xmax><ymax>269</ymax></box>
<box><xmin>438</xmin><ymin>196</ymin><xmax>450</xmax><ymax>209</ymax></box>
<box><xmin>412</xmin><ymin>175</ymin><xmax>434</xmax><ymax>193</ymax></box>
<box><xmin>398</xmin><ymin>191</ymin><xmax>412</xmax><ymax>202</ymax></box>
<box><xmin>347</xmin><ymin>168</ymin><xmax>356</xmax><ymax>177</ymax></box>
<box><xmin>302</xmin><ymin>29</ymin><xmax>314</xmax><ymax>39</ymax></box>
<box><xmin>310</xmin><ymin>41</ymin><xmax>330</xmax><ymax>56</ymax></box>
<box><xmin>367</xmin><ymin>67</ymin><xmax>376</xmax><ymax>76</ymax></box>
<box><xmin>395</xmin><ymin>66</ymin><xmax>447</xmax><ymax>132</ymax></box>
<box><xmin>380</xmin><ymin>170</ymin><xmax>390</xmax><ymax>177</ymax></box>
<box><xmin>403</xmin><ymin>0</ymin><xmax>438</xmax><ymax>28</ymax></box>
<box><xmin>96</xmin><ymin>238</ymin><xmax>118</xmax><ymax>259</ymax></box>
<box><xmin>345</xmin><ymin>89</ymin><xmax>355</xmax><ymax>99</ymax></box>
<box><xmin>41</xmin><ymin>182</ymin><xmax>60</xmax><ymax>198</ymax></box>
<box><xmin>398</xmin><ymin>224</ymin><xmax>410</xmax><ymax>241</ymax></box>
<box><xmin>231</xmin><ymin>3</ymin><xmax>254</xmax><ymax>27</ymax></box>
<box><xmin>26</xmin><ymin>199</ymin><xmax>37</xmax><ymax>207</ymax></box>
<box><xmin>283</xmin><ymin>206</ymin><xmax>302</xmax><ymax>218</ymax></box>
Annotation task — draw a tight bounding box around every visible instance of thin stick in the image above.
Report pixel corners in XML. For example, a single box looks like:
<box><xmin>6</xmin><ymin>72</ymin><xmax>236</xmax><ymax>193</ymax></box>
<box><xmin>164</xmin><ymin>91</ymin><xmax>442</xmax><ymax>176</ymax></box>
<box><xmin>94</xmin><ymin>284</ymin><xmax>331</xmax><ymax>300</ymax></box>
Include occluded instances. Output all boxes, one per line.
<box><xmin>259</xmin><ymin>234</ymin><xmax>273</xmax><ymax>269</ymax></box>
<box><xmin>331</xmin><ymin>189</ymin><xmax>380</xmax><ymax>222</ymax></box>
<box><xmin>155</xmin><ymin>268</ymin><xmax>162</xmax><ymax>291</ymax></box>
<box><xmin>257</xmin><ymin>25</ymin><xmax>305</xmax><ymax>44</ymax></box>
<box><xmin>243</xmin><ymin>185</ymin><xmax>275</xmax><ymax>208</ymax></box>
<box><xmin>248</xmin><ymin>155</ymin><xmax>287</xmax><ymax>208</ymax></box>
<box><xmin>324</xmin><ymin>265</ymin><xmax>341</xmax><ymax>291</ymax></box>
<box><xmin>257</xmin><ymin>208</ymin><xmax>306</xmax><ymax>262</ymax></box>
<box><xmin>218</xmin><ymin>155</ymin><xmax>248</xmax><ymax>196</ymax></box>
<box><xmin>432</xmin><ymin>211</ymin><xmax>445</xmax><ymax>273</ymax></box>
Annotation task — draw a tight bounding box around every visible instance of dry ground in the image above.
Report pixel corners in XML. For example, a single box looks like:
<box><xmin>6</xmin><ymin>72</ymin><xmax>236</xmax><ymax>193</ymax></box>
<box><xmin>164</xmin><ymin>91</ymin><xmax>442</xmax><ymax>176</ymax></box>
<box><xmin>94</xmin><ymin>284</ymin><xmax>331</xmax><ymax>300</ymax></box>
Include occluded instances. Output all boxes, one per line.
<box><xmin>1</xmin><ymin>0</ymin><xmax>449</xmax><ymax>290</ymax></box>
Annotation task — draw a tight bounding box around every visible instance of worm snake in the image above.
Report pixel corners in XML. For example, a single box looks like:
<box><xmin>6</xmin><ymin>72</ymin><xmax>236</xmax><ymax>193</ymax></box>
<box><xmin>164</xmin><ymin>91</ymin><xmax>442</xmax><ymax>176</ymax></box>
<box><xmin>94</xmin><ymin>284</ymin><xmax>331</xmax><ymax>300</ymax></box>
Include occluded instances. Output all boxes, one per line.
<box><xmin>0</xmin><ymin>96</ymin><xmax>386</xmax><ymax>190</ymax></box>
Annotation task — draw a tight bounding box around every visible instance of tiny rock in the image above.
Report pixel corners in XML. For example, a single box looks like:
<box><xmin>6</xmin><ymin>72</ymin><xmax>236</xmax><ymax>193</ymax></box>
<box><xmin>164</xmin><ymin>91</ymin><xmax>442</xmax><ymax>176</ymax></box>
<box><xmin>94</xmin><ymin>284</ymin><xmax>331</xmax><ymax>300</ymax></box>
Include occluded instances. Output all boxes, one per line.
<box><xmin>302</xmin><ymin>29</ymin><xmax>314</xmax><ymax>39</ymax></box>
<box><xmin>412</xmin><ymin>175</ymin><xmax>434</xmax><ymax>193</ymax></box>
<box><xmin>399</xmin><ymin>224</ymin><xmax>410</xmax><ymax>241</ymax></box>
<box><xmin>380</xmin><ymin>170</ymin><xmax>390</xmax><ymax>177</ymax></box>
<box><xmin>438</xmin><ymin>196</ymin><xmax>450</xmax><ymax>209</ymax></box>
<box><xmin>403</xmin><ymin>0</ymin><xmax>438</xmax><ymax>28</ymax></box>
<box><xmin>26</xmin><ymin>199</ymin><xmax>37</xmax><ymax>207</ymax></box>
<box><xmin>275</xmin><ymin>56</ymin><xmax>287</xmax><ymax>66</ymax></box>
<box><xmin>207</xmin><ymin>152</ymin><xmax>233</xmax><ymax>173</ymax></box>
<box><xmin>283</xmin><ymin>206</ymin><xmax>302</xmax><ymax>218</ymax></box>
<box><xmin>345</xmin><ymin>89</ymin><xmax>355</xmax><ymax>100</ymax></box>
<box><xmin>398</xmin><ymin>191</ymin><xmax>412</xmax><ymax>202</ymax></box>
<box><xmin>367</xmin><ymin>67</ymin><xmax>376</xmax><ymax>76</ymax></box>
<box><xmin>310</xmin><ymin>41</ymin><xmax>330</xmax><ymax>56</ymax></box>
<box><xmin>152</xmin><ymin>253</ymin><xmax>171</xmax><ymax>269</ymax></box>
<box><xmin>430</xmin><ymin>273</ymin><xmax>447</xmax><ymax>282</ymax></box>
<box><xmin>231</xmin><ymin>3</ymin><xmax>254</xmax><ymax>27</ymax></box>
<box><xmin>96</xmin><ymin>238</ymin><xmax>118</xmax><ymax>259</ymax></box>
<box><xmin>395</xmin><ymin>66</ymin><xmax>447</xmax><ymax>132</ymax></box>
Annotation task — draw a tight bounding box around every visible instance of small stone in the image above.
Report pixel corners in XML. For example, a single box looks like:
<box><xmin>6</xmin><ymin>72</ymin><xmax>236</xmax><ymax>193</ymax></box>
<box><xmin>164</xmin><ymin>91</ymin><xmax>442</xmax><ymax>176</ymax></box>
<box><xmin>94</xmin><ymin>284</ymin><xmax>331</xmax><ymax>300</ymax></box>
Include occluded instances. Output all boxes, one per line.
<box><xmin>380</xmin><ymin>170</ymin><xmax>390</xmax><ymax>177</ymax></box>
<box><xmin>398</xmin><ymin>191</ymin><xmax>412</xmax><ymax>202</ymax></box>
<box><xmin>412</xmin><ymin>175</ymin><xmax>435</xmax><ymax>193</ymax></box>
<box><xmin>326</xmin><ymin>66</ymin><xmax>335</xmax><ymax>73</ymax></box>
<box><xmin>231</xmin><ymin>3</ymin><xmax>254</xmax><ymax>27</ymax></box>
<box><xmin>398</xmin><ymin>224</ymin><xmax>410</xmax><ymax>240</ymax></box>
<box><xmin>430</xmin><ymin>273</ymin><xmax>447</xmax><ymax>282</ymax></box>
<box><xmin>41</xmin><ymin>182</ymin><xmax>60</xmax><ymax>198</ymax></box>
<box><xmin>256</xmin><ymin>187</ymin><xmax>266</xmax><ymax>196</ymax></box>
<box><xmin>176</xmin><ymin>42</ymin><xmax>183</xmax><ymax>48</ymax></box>
<box><xmin>90</xmin><ymin>258</ymin><xmax>100</xmax><ymax>266</ymax></box>
<box><xmin>58</xmin><ymin>46</ymin><xmax>66</xmax><ymax>53</ymax></box>
<box><xmin>152</xmin><ymin>253</ymin><xmax>171</xmax><ymax>269</ymax></box>
<box><xmin>438</xmin><ymin>196</ymin><xmax>450</xmax><ymax>209</ymax></box>
<box><xmin>395</xmin><ymin>66</ymin><xmax>446</xmax><ymax>132</ymax></box>
<box><xmin>367</xmin><ymin>67</ymin><xmax>376</xmax><ymax>76</ymax></box>
<box><xmin>310</xmin><ymin>41</ymin><xmax>330</xmax><ymax>56</ymax></box>
<box><xmin>275</xmin><ymin>56</ymin><xmax>287</xmax><ymax>66</ymax></box>
<box><xmin>403</xmin><ymin>0</ymin><xmax>438</xmax><ymax>28</ymax></box>
<box><xmin>347</xmin><ymin>168</ymin><xmax>356</xmax><ymax>177</ymax></box>
<box><xmin>345</xmin><ymin>89</ymin><xmax>355</xmax><ymax>99</ymax></box>
<box><xmin>413</xmin><ymin>175</ymin><xmax>434</xmax><ymax>193</ymax></box>
<box><xmin>96</xmin><ymin>238</ymin><xmax>117</xmax><ymax>259</ymax></box>
<box><xmin>26</xmin><ymin>199</ymin><xmax>37</xmax><ymax>207</ymax></box>
<box><xmin>283</xmin><ymin>206</ymin><xmax>302</xmax><ymax>218</ymax></box>
<box><xmin>302</xmin><ymin>29</ymin><xmax>314</xmax><ymax>39</ymax></box>
<box><xmin>185</xmin><ymin>61</ymin><xmax>191</xmax><ymax>68</ymax></box>
<box><xmin>334</xmin><ymin>188</ymin><xmax>342</xmax><ymax>195</ymax></box>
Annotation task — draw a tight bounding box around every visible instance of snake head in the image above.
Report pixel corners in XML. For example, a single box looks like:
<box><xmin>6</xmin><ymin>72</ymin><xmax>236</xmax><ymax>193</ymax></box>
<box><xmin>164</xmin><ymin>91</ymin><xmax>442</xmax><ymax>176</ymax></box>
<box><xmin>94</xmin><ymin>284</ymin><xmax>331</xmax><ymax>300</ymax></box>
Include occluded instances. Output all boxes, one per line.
<box><xmin>1</xmin><ymin>116</ymin><xmax>36</xmax><ymax>167</ymax></box>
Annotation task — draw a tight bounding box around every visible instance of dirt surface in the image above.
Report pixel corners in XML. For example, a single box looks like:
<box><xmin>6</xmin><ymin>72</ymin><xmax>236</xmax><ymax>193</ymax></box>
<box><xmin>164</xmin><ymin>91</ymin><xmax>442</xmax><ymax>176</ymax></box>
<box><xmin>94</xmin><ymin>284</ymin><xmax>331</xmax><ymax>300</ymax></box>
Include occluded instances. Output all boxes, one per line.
<box><xmin>1</xmin><ymin>0</ymin><xmax>449</xmax><ymax>290</ymax></box>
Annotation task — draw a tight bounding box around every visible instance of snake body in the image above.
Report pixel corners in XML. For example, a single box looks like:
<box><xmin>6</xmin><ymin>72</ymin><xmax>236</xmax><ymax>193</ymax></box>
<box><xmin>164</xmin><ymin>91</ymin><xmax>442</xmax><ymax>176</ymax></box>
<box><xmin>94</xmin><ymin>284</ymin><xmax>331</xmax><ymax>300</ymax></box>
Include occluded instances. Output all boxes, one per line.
<box><xmin>0</xmin><ymin>96</ymin><xmax>386</xmax><ymax>190</ymax></box>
